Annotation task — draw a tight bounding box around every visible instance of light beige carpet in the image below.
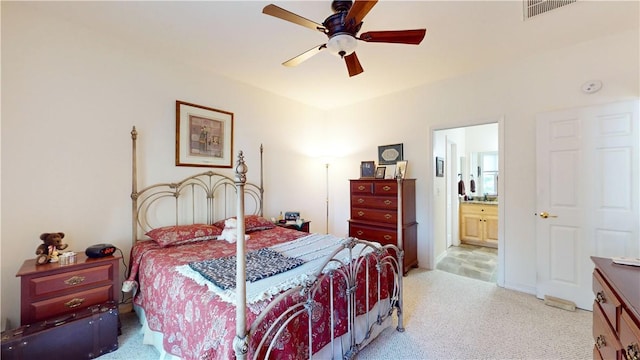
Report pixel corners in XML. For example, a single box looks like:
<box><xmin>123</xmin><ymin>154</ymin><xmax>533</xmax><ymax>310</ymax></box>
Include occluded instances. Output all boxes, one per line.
<box><xmin>103</xmin><ymin>269</ymin><xmax>592</xmax><ymax>359</ymax></box>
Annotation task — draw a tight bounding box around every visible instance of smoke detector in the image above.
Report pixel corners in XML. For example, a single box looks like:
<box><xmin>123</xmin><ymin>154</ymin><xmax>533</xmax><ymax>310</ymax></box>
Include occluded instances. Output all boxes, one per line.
<box><xmin>581</xmin><ymin>80</ymin><xmax>602</xmax><ymax>94</ymax></box>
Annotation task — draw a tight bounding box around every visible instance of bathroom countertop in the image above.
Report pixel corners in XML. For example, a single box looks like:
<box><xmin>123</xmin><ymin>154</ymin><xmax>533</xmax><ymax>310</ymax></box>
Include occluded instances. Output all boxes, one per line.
<box><xmin>461</xmin><ymin>200</ymin><xmax>499</xmax><ymax>205</ymax></box>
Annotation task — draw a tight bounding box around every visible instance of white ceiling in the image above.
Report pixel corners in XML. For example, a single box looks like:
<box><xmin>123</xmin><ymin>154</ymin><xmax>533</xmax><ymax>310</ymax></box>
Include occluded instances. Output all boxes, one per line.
<box><xmin>22</xmin><ymin>1</ymin><xmax>639</xmax><ymax>109</ymax></box>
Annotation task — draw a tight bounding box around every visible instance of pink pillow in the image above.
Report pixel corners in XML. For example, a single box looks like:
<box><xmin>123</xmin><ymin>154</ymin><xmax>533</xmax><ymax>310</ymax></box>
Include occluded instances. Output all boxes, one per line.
<box><xmin>145</xmin><ymin>224</ymin><xmax>222</xmax><ymax>247</ymax></box>
<box><xmin>213</xmin><ymin>215</ymin><xmax>275</xmax><ymax>233</ymax></box>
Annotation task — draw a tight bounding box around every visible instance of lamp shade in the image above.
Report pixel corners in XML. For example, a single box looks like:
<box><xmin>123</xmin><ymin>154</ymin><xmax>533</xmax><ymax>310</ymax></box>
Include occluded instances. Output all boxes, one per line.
<box><xmin>326</xmin><ymin>33</ymin><xmax>357</xmax><ymax>57</ymax></box>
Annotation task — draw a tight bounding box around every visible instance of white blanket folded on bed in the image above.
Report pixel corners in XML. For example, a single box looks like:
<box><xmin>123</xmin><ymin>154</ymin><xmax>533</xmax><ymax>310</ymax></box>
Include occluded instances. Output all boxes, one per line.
<box><xmin>175</xmin><ymin>234</ymin><xmax>376</xmax><ymax>305</ymax></box>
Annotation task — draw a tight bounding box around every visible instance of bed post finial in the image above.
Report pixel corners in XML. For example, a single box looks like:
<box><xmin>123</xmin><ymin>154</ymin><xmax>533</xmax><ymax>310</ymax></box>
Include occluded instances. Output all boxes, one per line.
<box><xmin>235</xmin><ymin>150</ymin><xmax>247</xmax><ymax>184</ymax></box>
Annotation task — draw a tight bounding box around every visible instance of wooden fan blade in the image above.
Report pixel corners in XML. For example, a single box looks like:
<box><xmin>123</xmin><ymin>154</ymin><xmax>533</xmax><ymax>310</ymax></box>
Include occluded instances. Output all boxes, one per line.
<box><xmin>345</xmin><ymin>0</ymin><xmax>378</xmax><ymax>27</ymax></box>
<box><xmin>283</xmin><ymin>44</ymin><xmax>327</xmax><ymax>67</ymax></box>
<box><xmin>359</xmin><ymin>29</ymin><xmax>426</xmax><ymax>45</ymax></box>
<box><xmin>344</xmin><ymin>52</ymin><xmax>364</xmax><ymax>77</ymax></box>
<box><xmin>263</xmin><ymin>4</ymin><xmax>325</xmax><ymax>32</ymax></box>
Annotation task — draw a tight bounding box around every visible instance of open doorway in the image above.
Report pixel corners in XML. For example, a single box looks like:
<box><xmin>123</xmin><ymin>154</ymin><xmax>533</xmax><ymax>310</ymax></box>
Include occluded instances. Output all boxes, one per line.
<box><xmin>432</xmin><ymin>122</ymin><xmax>502</xmax><ymax>284</ymax></box>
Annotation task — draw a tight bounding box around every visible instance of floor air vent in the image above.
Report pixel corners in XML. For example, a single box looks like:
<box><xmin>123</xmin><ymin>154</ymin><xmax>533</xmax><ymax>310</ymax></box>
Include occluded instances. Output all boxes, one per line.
<box><xmin>524</xmin><ymin>0</ymin><xmax>577</xmax><ymax>20</ymax></box>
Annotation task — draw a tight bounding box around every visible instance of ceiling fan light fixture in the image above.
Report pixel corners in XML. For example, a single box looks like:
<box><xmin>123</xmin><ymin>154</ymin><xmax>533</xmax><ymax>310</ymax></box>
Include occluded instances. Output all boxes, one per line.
<box><xmin>326</xmin><ymin>33</ymin><xmax>357</xmax><ymax>58</ymax></box>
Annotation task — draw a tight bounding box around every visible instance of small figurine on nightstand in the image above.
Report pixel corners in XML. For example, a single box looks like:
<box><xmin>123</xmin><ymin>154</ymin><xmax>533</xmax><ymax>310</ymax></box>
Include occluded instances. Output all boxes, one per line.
<box><xmin>35</xmin><ymin>232</ymin><xmax>69</xmax><ymax>265</ymax></box>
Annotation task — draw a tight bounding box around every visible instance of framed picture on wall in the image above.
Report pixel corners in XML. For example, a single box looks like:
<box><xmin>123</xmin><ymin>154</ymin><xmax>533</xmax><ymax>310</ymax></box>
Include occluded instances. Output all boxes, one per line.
<box><xmin>435</xmin><ymin>157</ymin><xmax>444</xmax><ymax>177</ymax></box>
<box><xmin>377</xmin><ymin>143</ymin><xmax>404</xmax><ymax>165</ymax></box>
<box><xmin>176</xmin><ymin>100</ymin><xmax>234</xmax><ymax>168</ymax></box>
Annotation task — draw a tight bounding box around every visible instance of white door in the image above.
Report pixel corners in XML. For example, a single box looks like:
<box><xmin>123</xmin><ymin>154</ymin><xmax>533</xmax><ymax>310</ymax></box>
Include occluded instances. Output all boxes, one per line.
<box><xmin>536</xmin><ymin>99</ymin><xmax>639</xmax><ymax>310</ymax></box>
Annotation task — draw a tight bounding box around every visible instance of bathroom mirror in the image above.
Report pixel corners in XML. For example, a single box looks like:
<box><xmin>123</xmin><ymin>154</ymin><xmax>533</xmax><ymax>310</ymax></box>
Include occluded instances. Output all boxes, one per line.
<box><xmin>469</xmin><ymin>151</ymin><xmax>498</xmax><ymax>196</ymax></box>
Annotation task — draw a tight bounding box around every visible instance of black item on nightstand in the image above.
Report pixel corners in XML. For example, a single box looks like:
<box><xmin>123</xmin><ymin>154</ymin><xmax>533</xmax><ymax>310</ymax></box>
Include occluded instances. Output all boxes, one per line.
<box><xmin>277</xmin><ymin>221</ymin><xmax>310</xmax><ymax>233</ymax></box>
<box><xmin>85</xmin><ymin>243</ymin><xmax>117</xmax><ymax>258</ymax></box>
<box><xmin>1</xmin><ymin>301</ymin><xmax>119</xmax><ymax>359</ymax></box>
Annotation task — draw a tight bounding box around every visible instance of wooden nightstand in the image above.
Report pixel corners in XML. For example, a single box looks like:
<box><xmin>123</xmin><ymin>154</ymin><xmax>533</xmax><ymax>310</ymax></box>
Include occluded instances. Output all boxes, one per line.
<box><xmin>276</xmin><ymin>221</ymin><xmax>310</xmax><ymax>233</ymax></box>
<box><xmin>16</xmin><ymin>253</ymin><xmax>121</xmax><ymax>325</ymax></box>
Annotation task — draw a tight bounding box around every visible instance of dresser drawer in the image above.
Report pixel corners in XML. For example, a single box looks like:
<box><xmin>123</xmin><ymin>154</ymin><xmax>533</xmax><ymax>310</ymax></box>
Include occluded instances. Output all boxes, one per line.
<box><xmin>351</xmin><ymin>181</ymin><xmax>373</xmax><ymax>194</ymax></box>
<box><xmin>349</xmin><ymin>223</ymin><xmax>396</xmax><ymax>245</ymax></box>
<box><xmin>373</xmin><ymin>182</ymin><xmax>397</xmax><ymax>196</ymax></box>
<box><xmin>351</xmin><ymin>208</ymin><xmax>397</xmax><ymax>224</ymax></box>
<box><xmin>28</xmin><ymin>285</ymin><xmax>113</xmax><ymax>323</ymax></box>
<box><xmin>621</xmin><ymin>309</ymin><xmax>640</xmax><ymax>360</ymax></box>
<box><xmin>28</xmin><ymin>264</ymin><xmax>114</xmax><ymax>298</ymax></box>
<box><xmin>593</xmin><ymin>269</ymin><xmax>621</xmax><ymax>331</ymax></box>
<box><xmin>593</xmin><ymin>302</ymin><xmax>622</xmax><ymax>360</ymax></box>
<box><xmin>351</xmin><ymin>195</ymin><xmax>397</xmax><ymax>210</ymax></box>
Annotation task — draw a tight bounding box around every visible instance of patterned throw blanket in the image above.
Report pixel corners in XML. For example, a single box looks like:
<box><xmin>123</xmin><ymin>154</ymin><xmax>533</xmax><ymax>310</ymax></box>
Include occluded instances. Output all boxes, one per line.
<box><xmin>187</xmin><ymin>248</ymin><xmax>306</xmax><ymax>290</ymax></box>
<box><xmin>175</xmin><ymin>233</ymin><xmax>376</xmax><ymax>305</ymax></box>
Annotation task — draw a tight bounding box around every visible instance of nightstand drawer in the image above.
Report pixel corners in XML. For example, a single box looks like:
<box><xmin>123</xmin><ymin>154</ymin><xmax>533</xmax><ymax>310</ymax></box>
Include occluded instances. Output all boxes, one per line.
<box><xmin>29</xmin><ymin>285</ymin><xmax>113</xmax><ymax>323</ymax></box>
<box><xmin>17</xmin><ymin>253</ymin><xmax>121</xmax><ymax>325</ymax></box>
<box><xmin>29</xmin><ymin>264</ymin><xmax>114</xmax><ymax>298</ymax></box>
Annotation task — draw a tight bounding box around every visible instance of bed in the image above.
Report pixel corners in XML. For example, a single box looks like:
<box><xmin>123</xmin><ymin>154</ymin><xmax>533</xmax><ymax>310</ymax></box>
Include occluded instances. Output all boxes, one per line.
<box><xmin>123</xmin><ymin>127</ymin><xmax>405</xmax><ymax>359</ymax></box>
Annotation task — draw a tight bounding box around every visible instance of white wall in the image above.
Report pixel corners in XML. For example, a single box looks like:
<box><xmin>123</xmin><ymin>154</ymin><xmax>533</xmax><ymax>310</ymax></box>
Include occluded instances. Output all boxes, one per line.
<box><xmin>0</xmin><ymin>4</ymin><xmax>327</xmax><ymax>328</ymax></box>
<box><xmin>327</xmin><ymin>29</ymin><xmax>639</xmax><ymax>294</ymax></box>
<box><xmin>2</xmin><ymin>3</ymin><xmax>639</xmax><ymax>329</ymax></box>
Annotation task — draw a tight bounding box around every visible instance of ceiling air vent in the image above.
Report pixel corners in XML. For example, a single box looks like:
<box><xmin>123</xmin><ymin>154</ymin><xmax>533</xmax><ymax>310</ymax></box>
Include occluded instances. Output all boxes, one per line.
<box><xmin>524</xmin><ymin>0</ymin><xmax>577</xmax><ymax>20</ymax></box>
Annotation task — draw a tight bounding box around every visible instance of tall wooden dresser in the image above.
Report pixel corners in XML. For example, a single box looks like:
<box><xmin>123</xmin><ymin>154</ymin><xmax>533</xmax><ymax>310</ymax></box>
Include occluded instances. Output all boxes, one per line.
<box><xmin>348</xmin><ymin>179</ymin><xmax>418</xmax><ymax>274</ymax></box>
<box><xmin>591</xmin><ymin>256</ymin><xmax>640</xmax><ymax>360</ymax></box>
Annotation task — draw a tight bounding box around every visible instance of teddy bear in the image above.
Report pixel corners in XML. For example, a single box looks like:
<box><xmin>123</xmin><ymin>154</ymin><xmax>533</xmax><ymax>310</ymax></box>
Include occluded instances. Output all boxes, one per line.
<box><xmin>36</xmin><ymin>232</ymin><xmax>69</xmax><ymax>265</ymax></box>
<box><xmin>218</xmin><ymin>218</ymin><xmax>249</xmax><ymax>244</ymax></box>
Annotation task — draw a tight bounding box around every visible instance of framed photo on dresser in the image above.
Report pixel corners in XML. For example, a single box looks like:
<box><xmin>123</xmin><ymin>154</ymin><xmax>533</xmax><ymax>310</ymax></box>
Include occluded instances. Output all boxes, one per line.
<box><xmin>360</xmin><ymin>161</ymin><xmax>375</xmax><ymax>178</ymax></box>
<box><xmin>395</xmin><ymin>160</ymin><xmax>407</xmax><ymax>179</ymax></box>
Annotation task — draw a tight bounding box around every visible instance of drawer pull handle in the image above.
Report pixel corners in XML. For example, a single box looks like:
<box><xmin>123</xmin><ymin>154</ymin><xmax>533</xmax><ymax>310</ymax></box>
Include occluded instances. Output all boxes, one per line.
<box><xmin>358</xmin><ymin>185</ymin><xmax>366</xmax><ymax>191</ymax></box>
<box><xmin>356</xmin><ymin>231</ymin><xmax>363</xmax><ymax>236</ymax></box>
<box><xmin>65</xmin><ymin>298</ymin><xmax>85</xmax><ymax>308</ymax></box>
<box><xmin>624</xmin><ymin>343</ymin><xmax>639</xmax><ymax>360</ymax></box>
<box><xmin>64</xmin><ymin>275</ymin><xmax>85</xmax><ymax>286</ymax></box>
<box><xmin>383</xmin><ymin>235</ymin><xmax>392</xmax><ymax>240</ymax></box>
<box><xmin>384</xmin><ymin>200</ymin><xmax>392</xmax><ymax>205</ymax></box>
<box><xmin>595</xmin><ymin>291</ymin><xmax>606</xmax><ymax>304</ymax></box>
<box><xmin>382</xmin><ymin>186</ymin><xmax>391</xmax><ymax>191</ymax></box>
<box><xmin>358</xmin><ymin>211</ymin><xmax>365</xmax><ymax>217</ymax></box>
<box><xmin>357</xmin><ymin>198</ymin><xmax>364</xmax><ymax>204</ymax></box>
<box><xmin>596</xmin><ymin>335</ymin><xmax>606</xmax><ymax>349</ymax></box>
<box><xmin>384</xmin><ymin>214</ymin><xmax>392</xmax><ymax>220</ymax></box>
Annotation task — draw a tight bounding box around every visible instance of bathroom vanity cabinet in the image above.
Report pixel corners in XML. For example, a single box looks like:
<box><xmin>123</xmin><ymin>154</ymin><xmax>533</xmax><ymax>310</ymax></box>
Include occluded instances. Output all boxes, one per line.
<box><xmin>459</xmin><ymin>202</ymin><xmax>498</xmax><ymax>248</ymax></box>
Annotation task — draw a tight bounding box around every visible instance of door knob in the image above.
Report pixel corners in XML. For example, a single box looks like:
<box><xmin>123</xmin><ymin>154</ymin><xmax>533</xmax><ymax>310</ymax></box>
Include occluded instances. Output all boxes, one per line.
<box><xmin>538</xmin><ymin>211</ymin><xmax>558</xmax><ymax>219</ymax></box>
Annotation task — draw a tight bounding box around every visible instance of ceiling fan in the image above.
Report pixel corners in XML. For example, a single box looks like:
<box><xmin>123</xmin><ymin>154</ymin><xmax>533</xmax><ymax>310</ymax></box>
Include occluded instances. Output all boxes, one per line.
<box><xmin>262</xmin><ymin>0</ymin><xmax>426</xmax><ymax>77</ymax></box>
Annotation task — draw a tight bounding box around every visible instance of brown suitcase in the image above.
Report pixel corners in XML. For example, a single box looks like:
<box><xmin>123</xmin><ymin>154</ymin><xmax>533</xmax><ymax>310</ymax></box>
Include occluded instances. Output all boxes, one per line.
<box><xmin>1</xmin><ymin>301</ymin><xmax>119</xmax><ymax>359</ymax></box>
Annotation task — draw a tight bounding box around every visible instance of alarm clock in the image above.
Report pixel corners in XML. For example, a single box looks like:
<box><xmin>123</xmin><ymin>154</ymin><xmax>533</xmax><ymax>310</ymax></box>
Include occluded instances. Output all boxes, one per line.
<box><xmin>85</xmin><ymin>243</ymin><xmax>117</xmax><ymax>258</ymax></box>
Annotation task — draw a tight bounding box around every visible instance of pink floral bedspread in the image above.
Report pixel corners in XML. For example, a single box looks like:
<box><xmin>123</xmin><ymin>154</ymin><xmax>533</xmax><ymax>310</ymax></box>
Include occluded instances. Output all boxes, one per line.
<box><xmin>126</xmin><ymin>227</ymin><xmax>391</xmax><ymax>360</ymax></box>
